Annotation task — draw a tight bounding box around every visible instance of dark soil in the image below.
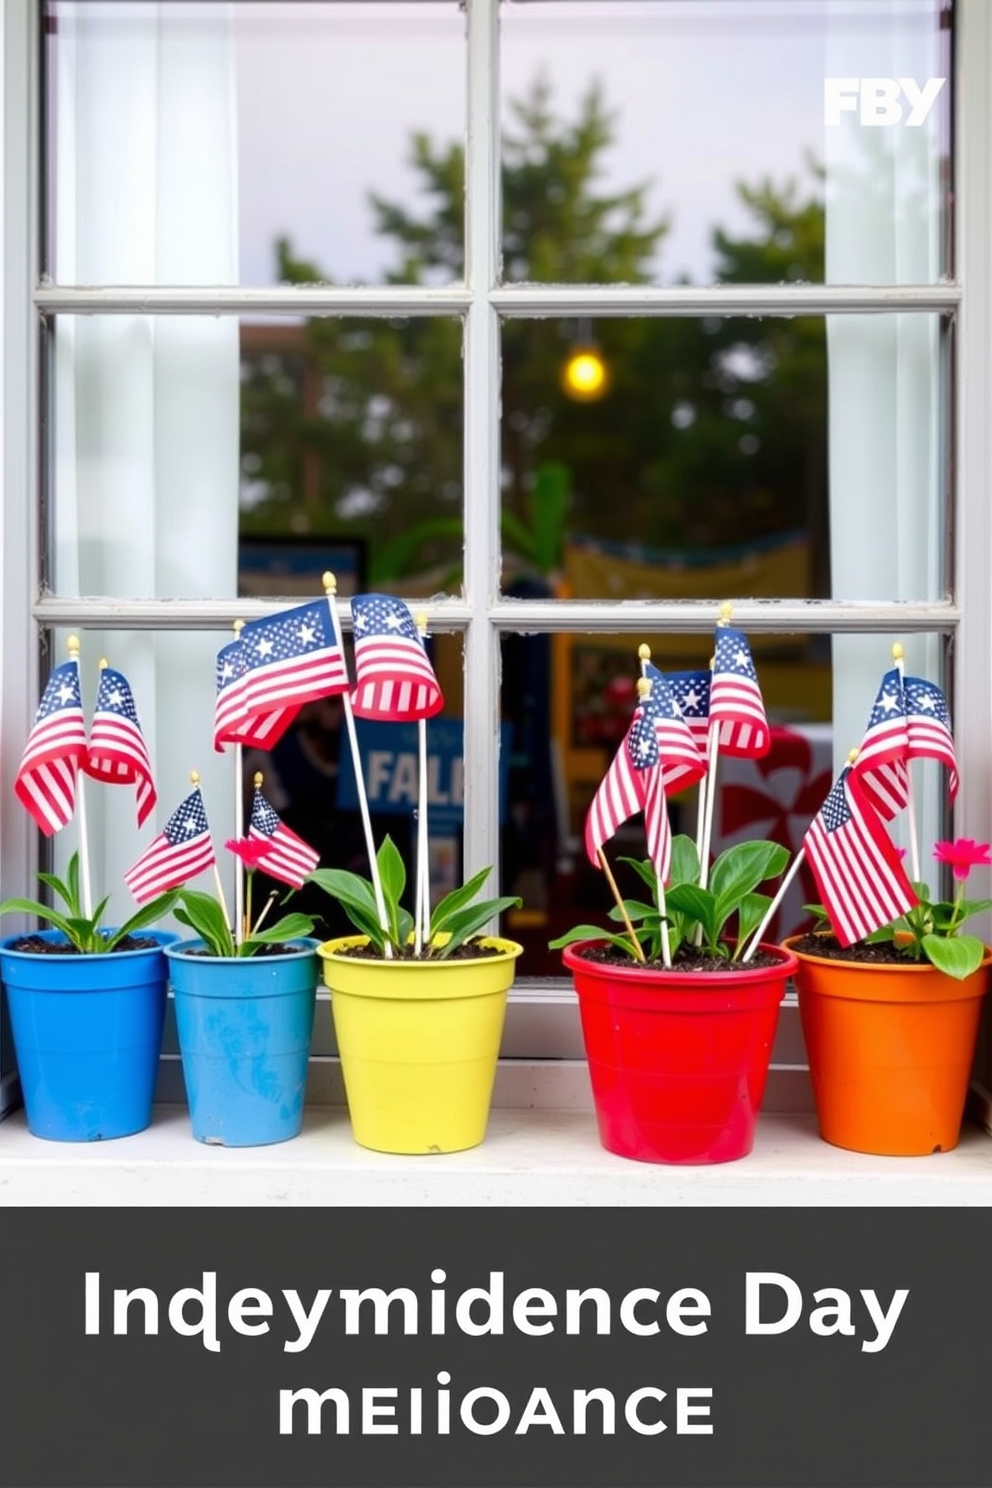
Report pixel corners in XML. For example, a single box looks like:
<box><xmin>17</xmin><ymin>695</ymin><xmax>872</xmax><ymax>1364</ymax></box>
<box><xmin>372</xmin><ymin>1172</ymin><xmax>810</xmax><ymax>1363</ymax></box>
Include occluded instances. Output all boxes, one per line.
<box><xmin>5</xmin><ymin>934</ymin><xmax>163</xmax><ymax>954</ymax></box>
<box><xmin>789</xmin><ymin>932</ymin><xmax>919</xmax><ymax>966</ymax></box>
<box><xmin>332</xmin><ymin>940</ymin><xmax>509</xmax><ymax>963</ymax></box>
<box><xmin>183</xmin><ymin>943</ymin><xmax>309</xmax><ymax>959</ymax></box>
<box><xmin>572</xmin><ymin>942</ymin><xmax>785</xmax><ymax>973</ymax></box>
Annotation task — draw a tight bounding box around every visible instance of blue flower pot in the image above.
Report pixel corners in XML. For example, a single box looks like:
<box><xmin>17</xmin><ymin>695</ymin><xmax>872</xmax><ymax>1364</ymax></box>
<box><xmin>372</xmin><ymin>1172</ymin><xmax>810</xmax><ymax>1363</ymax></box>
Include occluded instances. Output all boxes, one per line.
<box><xmin>0</xmin><ymin>929</ymin><xmax>176</xmax><ymax>1142</ymax></box>
<box><xmin>166</xmin><ymin>938</ymin><xmax>319</xmax><ymax>1147</ymax></box>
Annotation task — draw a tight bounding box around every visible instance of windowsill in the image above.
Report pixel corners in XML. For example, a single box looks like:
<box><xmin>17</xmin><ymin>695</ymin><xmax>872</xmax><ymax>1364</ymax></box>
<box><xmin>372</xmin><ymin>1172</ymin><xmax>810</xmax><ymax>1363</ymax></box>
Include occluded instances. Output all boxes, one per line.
<box><xmin>1</xmin><ymin>1085</ymin><xmax>989</xmax><ymax>1207</ymax></box>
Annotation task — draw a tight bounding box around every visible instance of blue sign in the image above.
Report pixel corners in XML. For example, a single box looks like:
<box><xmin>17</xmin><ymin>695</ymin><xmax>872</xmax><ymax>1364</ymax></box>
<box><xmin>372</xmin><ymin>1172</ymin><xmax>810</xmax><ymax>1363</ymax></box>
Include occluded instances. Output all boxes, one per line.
<box><xmin>336</xmin><ymin>718</ymin><xmax>510</xmax><ymax>833</ymax></box>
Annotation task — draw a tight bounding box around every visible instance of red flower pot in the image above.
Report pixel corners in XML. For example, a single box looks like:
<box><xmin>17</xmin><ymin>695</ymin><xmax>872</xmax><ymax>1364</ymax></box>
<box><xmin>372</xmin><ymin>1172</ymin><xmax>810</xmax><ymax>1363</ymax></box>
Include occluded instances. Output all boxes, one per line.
<box><xmin>562</xmin><ymin>941</ymin><xmax>797</xmax><ymax>1164</ymax></box>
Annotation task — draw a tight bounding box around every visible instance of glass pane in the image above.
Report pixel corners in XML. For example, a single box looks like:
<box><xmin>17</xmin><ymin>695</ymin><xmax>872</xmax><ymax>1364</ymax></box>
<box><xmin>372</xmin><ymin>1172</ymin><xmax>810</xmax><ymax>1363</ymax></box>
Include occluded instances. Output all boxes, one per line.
<box><xmin>500</xmin><ymin>628</ymin><xmax>952</xmax><ymax>978</ymax></box>
<box><xmin>44</xmin><ymin>1</ymin><xmax>465</xmax><ymax>287</ymax></box>
<box><xmin>49</xmin><ymin>315</ymin><xmax>465</xmax><ymax>599</ymax></box>
<box><xmin>499</xmin><ymin>313</ymin><xmax>947</xmax><ymax>603</ymax></box>
<box><xmin>500</xmin><ymin>0</ymin><xmax>951</xmax><ymax>285</ymax></box>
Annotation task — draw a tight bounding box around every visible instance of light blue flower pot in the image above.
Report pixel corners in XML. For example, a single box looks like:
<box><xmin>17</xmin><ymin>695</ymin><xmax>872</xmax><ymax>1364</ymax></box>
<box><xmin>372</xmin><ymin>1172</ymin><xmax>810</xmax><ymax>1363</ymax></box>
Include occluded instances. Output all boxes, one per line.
<box><xmin>0</xmin><ymin>928</ymin><xmax>176</xmax><ymax>1142</ymax></box>
<box><xmin>166</xmin><ymin>938</ymin><xmax>319</xmax><ymax>1147</ymax></box>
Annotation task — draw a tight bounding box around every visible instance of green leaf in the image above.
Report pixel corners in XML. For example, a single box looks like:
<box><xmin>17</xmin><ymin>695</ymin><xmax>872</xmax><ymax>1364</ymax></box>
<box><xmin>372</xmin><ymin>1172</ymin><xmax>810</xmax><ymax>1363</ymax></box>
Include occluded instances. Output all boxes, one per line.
<box><xmin>430</xmin><ymin>864</ymin><xmax>494</xmax><ymax>934</ymax></box>
<box><xmin>307</xmin><ymin>867</ymin><xmax>384</xmax><ymax>944</ymax></box>
<box><xmin>174</xmin><ymin>891</ymin><xmax>235</xmax><ymax>958</ymax></box>
<box><xmin>606</xmin><ymin>898</ymin><xmax>656</xmax><ymax>924</ymax></box>
<box><xmin>240</xmin><ymin>913</ymin><xmax>316</xmax><ymax>956</ymax></box>
<box><xmin>710</xmin><ymin>839</ymin><xmax>789</xmax><ymax>906</ymax></box>
<box><xmin>735</xmin><ymin>892</ymin><xmax>772</xmax><ymax>956</ymax></box>
<box><xmin>104</xmin><ymin>890</ymin><xmax>181</xmax><ymax>951</ymax></box>
<box><xmin>0</xmin><ymin>896</ymin><xmax>80</xmax><ymax>947</ymax></box>
<box><xmin>35</xmin><ymin>870</ymin><xmax>78</xmax><ymax>914</ymax></box>
<box><xmin>922</xmin><ymin>932</ymin><xmax>987</xmax><ymax>980</ymax></box>
<box><xmin>433</xmin><ymin>896</ymin><xmax>521</xmax><ymax>957</ymax></box>
<box><xmin>376</xmin><ymin>836</ymin><xmax>407</xmax><ymax>944</ymax></box>
<box><xmin>664</xmin><ymin>883</ymin><xmax>717</xmax><ymax>945</ymax></box>
<box><xmin>668</xmin><ymin>835</ymin><xmax>700</xmax><ymax>889</ymax></box>
<box><xmin>548</xmin><ymin>925</ymin><xmax>642</xmax><ymax>957</ymax></box>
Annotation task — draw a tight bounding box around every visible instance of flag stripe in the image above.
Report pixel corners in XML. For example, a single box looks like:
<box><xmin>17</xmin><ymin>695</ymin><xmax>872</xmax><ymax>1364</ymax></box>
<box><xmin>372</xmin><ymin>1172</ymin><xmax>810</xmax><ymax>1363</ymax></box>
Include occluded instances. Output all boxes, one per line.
<box><xmin>14</xmin><ymin>660</ymin><xmax>88</xmax><ymax>835</ymax></box>
<box><xmin>804</xmin><ymin>771</ymin><xmax>916</xmax><ymax>946</ymax></box>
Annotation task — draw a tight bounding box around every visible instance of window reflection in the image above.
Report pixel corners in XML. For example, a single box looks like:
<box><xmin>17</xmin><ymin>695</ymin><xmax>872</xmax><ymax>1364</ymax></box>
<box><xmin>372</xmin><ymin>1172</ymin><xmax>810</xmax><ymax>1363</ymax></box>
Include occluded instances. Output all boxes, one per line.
<box><xmin>45</xmin><ymin>1</ymin><xmax>465</xmax><ymax>288</ymax></box>
<box><xmin>500</xmin><ymin>313</ymin><xmax>946</xmax><ymax>606</ymax></box>
<box><xmin>501</xmin><ymin>0</ymin><xmax>951</xmax><ymax>286</ymax></box>
<box><xmin>240</xmin><ymin>317</ymin><xmax>465</xmax><ymax>596</ymax></box>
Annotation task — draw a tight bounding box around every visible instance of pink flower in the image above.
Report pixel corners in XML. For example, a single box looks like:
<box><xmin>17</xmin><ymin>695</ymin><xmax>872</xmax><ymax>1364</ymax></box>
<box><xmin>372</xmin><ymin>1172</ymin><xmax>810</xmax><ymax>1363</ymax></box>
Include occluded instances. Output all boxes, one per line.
<box><xmin>932</xmin><ymin>838</ymin><xmax>992</xmax><ymax>882</ymax></box>
<box><xmin>225</xmin><ymin>837</ymin><xmax>268</xmax><ymax>871</ymax></box>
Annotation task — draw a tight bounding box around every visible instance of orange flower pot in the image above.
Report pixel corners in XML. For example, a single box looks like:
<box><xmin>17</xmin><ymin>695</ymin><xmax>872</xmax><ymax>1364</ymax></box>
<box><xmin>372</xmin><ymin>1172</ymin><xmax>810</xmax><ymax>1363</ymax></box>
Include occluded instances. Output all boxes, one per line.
<box><xmin>784</xmin><ymin>936</ymin><xmax>991</xmax><ymax>1156</ymax></box>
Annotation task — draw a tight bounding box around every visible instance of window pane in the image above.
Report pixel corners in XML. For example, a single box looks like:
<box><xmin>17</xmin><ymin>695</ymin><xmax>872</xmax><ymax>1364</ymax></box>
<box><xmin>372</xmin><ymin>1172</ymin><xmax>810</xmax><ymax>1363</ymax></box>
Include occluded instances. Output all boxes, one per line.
<box><xmin>49</xmin><ymin>315</ymin><xmax>465</xmax><ymax>600</ymax></box>
<box><xmin>500</xmin><ymin>629</ymin><xmax>951</xmax><ymax>978</ymax></box>
<box><xmin>499</xmin><ymin>313</ymin><xmax>947</xmax><ymax>603</ymax></box>
<box><xmin>44</xmin><ymin>1</ymin><xmax>465</xmax><ymax>287</ymax></box>
<box><xmin>500</xmin><ymin>0</ymin><xmax>951</xmax><ymax>286</ymax></box>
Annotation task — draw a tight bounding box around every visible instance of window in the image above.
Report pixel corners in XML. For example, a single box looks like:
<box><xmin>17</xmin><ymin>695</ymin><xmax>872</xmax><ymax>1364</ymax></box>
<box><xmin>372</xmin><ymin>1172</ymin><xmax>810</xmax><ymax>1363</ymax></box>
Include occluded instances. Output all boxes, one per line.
<box><xmin>2</xmin><ymin>0</ymin><xmax>990</xmax><ymax>1122</ymax></box>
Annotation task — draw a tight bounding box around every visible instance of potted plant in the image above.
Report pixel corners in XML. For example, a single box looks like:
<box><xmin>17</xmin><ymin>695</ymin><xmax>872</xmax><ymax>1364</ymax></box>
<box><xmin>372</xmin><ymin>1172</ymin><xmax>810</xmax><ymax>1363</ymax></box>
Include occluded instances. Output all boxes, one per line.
<box><xmin>774</xmin><ymin>655</ymin><xmax>992</xmax><ymax>1156</ymax></box>
<box><xmin>0</xmin><ymin>853</ymin><xmax>180</xmax><ymax>1143</ymax></box>
<box><xmin>551</xmin><ymin>832</ymin><xmax>797</xmax><ymax>1165</ymax></box>
<box><xmin>0</xmin><ymin>648</ymin><xmax>179</xmax><ymax>1142</ymax></box>
<box><xmin>784</xmin><ymin>835</ymin><xmax>992</xmax><ymax>1156</ymax></box>
<box><xmin>143</xmin><ymin>777</ymin><xmax>322</xmax><ymax>1149</ymax></box>
<box><xmin>310</xmin><ymin>835</ymin><xmax>522</xmax><ymax>1155</ymax></box>
<box><xmin>547</xmin><ymin>622</ymin><xmax>808</xmax><ymax>1165</ymax></box>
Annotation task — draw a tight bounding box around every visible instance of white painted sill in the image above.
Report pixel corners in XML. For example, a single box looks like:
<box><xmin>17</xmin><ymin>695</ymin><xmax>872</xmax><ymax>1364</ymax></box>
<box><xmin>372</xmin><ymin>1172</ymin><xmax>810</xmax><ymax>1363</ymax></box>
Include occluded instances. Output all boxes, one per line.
<box><xmin>1</xmin><ymin>988</ymin><xmax>989</xmax><ymax>1207</ymax></box>
<box><xmin>1</xmin><ymin>1069</ymin><xmax>989</xmax><ymax>1208</ymax></box>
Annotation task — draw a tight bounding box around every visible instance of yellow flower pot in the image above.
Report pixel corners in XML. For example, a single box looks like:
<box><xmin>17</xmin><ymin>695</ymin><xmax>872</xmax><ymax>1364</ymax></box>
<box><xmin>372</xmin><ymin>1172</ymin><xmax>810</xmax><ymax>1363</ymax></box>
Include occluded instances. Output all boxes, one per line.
<box><xmin>317</xmin><ymin>935</ymin><xmax>523</xmax><ymax>1154</ymax></box>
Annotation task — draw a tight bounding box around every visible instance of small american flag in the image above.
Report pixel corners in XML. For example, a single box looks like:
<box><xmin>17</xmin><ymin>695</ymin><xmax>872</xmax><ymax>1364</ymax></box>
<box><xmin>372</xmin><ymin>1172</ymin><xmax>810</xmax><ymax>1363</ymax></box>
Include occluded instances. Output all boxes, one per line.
<box><xmin>585</xmin><ymin>701</ymin><xmax>672</xmax><ymax>879</ymax></box>
<box><xmin>213</xmin><ymin>636</ymin><xmax>296</xmax><ymax>753</ymax></box>
<box><xmin>851</xmin><ymin>668</ymin><xmax>911</xmax><ymax>821</ymax></box>
<box><xmin>84</xmin><ymin>665</ymin><xmax>157</xmax><ymax>827</ymax></box>
<box><xmin>14</xmin><ymin>659</ymin><xmax>88</xmax><ymax>835</ymax></box>
<box><xmin>124</xmin><ymin>786</ymin><xmax>216</xmax><ymax>905</ymax></box>
<box><xmin>237</xmin><ymin>600</ymin><xmax>350</xmax><ymax>727</ymax></box>
<box><xmin>668</xmin><ymin>668</ymin><xmax>711</xmax><ymax>753</ymax></box>
<box><xmin>350</xmin><ymin>593</ymin><xmax>444</xmax><ymax>721</ymax></box>
<box><xmin>904</xmin><ymin>675</ymin><xmax>959</xmax><ymax>800</ymax></box>
<box><xmin>642</xmin><ymin>663</ymin><xmax>708</xmax><ymax>795</ymax></box>
<box><xmin>803</xmin><ymin>768</ymin><xmax>916</xmax><ymax>947</ymax></box>
<box><xmin>248</xmin><ymin>786</ymin><xmax>319</xmax><ymax>889</ymax></box>
<box><xmin>709</xmin><ymin>626</ymin><xmax>770</xmax><ymax>757</ymax></box>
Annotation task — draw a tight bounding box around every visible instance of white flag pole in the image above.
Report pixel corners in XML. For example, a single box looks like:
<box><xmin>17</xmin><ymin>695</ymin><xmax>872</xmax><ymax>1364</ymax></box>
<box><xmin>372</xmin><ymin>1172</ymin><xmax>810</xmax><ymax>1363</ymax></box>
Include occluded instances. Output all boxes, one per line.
<box><xmin>740</xmin><ymin>850</ymin><xmax>806</xmax><ymax>962</ymax></box>
<box><xmin>414</xmin><ymin>612</ymin><xmax>431</xmax><ymax>955</ymax></box>
<box><xmin>698</xmin><ymin>601</ymin><xmax>735</xmax><ymax>891</ymax></box>
<box><xmin>231</xmin><ymin>620</ymin><xmax>246</xmax><ymax>946</ymax></box>
<box><xmin>892</xmin><ymin>642</ymin><xmax>921</xmax><ymax>882</ymax></box>
<box><xmin>741</xmin><ymin>748</ymin><xmax>858</xmax><ymax>962</ymax></box>
<box><xmin>322</xmin><ymin>572</ymin><xmax>392</xmax><ymax>953</ymax></box>
<box><xmin>635</xmin><ymin>661</ymin><xmax>671</xmax><ymax>968</ymax></box>
<box><xmin>68</xmin><ymin>635</ymin><xmax>93</xmax><ymax>919</ymax></box>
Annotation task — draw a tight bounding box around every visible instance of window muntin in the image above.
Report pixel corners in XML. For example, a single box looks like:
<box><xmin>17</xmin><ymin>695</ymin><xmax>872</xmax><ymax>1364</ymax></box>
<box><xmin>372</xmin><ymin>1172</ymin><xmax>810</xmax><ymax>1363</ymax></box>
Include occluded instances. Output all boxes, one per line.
<box><xmin>500</xmin><ymin>0</ymin><xmax>952</xmax><ymax>287</ymax></box>
<box><xmin>43</xmin><ymin>1</ymin><xmax>466</xmax><ymax>289</ymax></box>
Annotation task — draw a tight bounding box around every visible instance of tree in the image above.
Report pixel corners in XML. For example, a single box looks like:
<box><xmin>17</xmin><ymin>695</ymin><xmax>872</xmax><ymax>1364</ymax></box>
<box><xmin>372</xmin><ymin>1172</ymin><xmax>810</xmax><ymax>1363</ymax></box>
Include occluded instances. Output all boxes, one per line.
<box><xmin>239</xmin><ymin>78</ymin><xmax>828</xmax><ymax>593</ymax></box>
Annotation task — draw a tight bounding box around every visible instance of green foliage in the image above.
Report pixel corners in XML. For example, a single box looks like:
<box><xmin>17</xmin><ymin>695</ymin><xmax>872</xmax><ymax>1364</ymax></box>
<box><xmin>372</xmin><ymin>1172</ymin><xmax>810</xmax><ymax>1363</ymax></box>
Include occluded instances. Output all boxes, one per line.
<box><xmin>804</xmin><ymin>879</ymin><xmax>992</xmax><ymax>981</ymax></box>
<box><xmin>0</xmin><ymin>852</ymin><xmax>179</xmax><ymax>954</ymax></box>
<box><xmin>307</xmin><ymin>835</ymin><xmax>521</xmax><ymax>960</ymax></box>
<box><xmin>173</xmin><ymin>889</ymin><xmax>316</xmax><ymax>959</ymax></box>
<box><xmin>549</xmin><ymin>834</ymin><xmax>789</xmax><ymax>962</ymax></box>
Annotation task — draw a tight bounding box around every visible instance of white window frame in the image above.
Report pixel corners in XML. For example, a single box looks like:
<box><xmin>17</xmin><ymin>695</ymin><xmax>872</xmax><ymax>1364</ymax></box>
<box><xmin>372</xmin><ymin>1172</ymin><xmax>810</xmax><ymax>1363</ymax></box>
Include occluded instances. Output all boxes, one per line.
<box><xmin>1</xmin><ymin>0</ymin><xmax>990</xmax><ymax>1129</ymax></box>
